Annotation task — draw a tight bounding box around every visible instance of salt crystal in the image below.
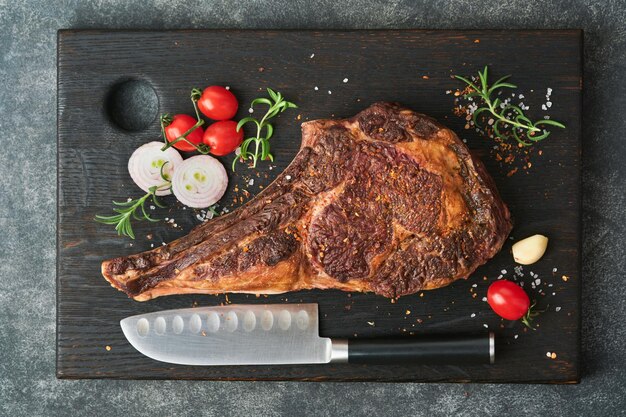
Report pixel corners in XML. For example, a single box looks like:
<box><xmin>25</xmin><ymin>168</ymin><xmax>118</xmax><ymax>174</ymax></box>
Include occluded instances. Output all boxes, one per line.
<box><xmin>483</xmin><ymin>324</ymin><xmax>489</xmax><ymax>328</ymax></box>
<box><xmin>547</xmin><ymin>87</ymin><xmax>553</xmax><ymax>95</ymax></box>
<box><xmin>162</xmin><ymin>242</ymin><xmax>166</xmax><ymax>246</ymax></box>
<box><xmin>328</xmin><ymin>90</ymin><xmax>332</xmax><ymax>94</ymax></box>
<box><xmin>165</xmin><ymin>218</ymin><xmax>169</xmax><ymax>221</ymax></box>
<box><xmin>150</xmin><ymin>244</ymin><xmax>154</xmax><ymax>248</ymax></box>
<box><xmin>541</xmin><ymin>104</ymin><xmax>547</xmax><ymax>111</ymax></box>
<box><xmin>546</xmin><ymin>101</ymin><xmax>552</xmax><ymax>108</ymax></box>
<box><xmin>552</xmin><ymin>292</ymin><xmax>556</xmax><ymax>296</ymax></box>
<box><xmin>248</xmin><ymin>179</ymin><xmax>254</xmax><ymax>186</ymax></box>
<box><xmin>546</xmin><ymin>352</ymin><xmax>552</xmax><ymax>357</ymax></box>
<box><xmin>555</xmin><ymin>307</ymin><xmax>561</xmax><ymax>312</ymax></box>
<box><xmin>285</xmin><ymin>175</ymin><xmax>292</xmax><ymax>180</ymax></box>
<box><xmin>487</xmin><ymin>119</ymin><xmax>494</xmax><ymax>125</ymax></box>
<box><xmin>248</xmin><ymin>108</ymin><xmax>254</xmax><ymax>113</ymax></box>
<box><xmin>127</xmin><ymin>197</ymin><xmax>132</xmax><ymax>202</ymax></box>
<box><xmin>552</xmin><ymin>267</ymin><xmax>558</xmax><ymax>273</ymax></box>
<box><xmin>235</xmin><ymin>147</ymin><xmax>241</xmax><ymax>156</ymax></box>
<box><xmin>343</xmin><ymin>78</ymin><xmax>348</xmax><ymax>83</ymax></box>
<box><xmin>149</xmin><ymin>205</ymin><xmax>156</xmax><ymax>210</ymax></box>
<box><xmin>225</xmin><ymin>86</ymin><xmax>230</xmax><ymax>90</ymax></box>
<box><xmin>535</xmin><ymin>278</ymin><xmax>541</xmax><ymax>285</ymax></box>
<box><xmin>514</xmin><ymin>334</ymin><xmax>519</xmax><ymax>339</ymax></box>
<box><xmin>519</xmin><ymin>94</ymin><xmax>525</xmax><ymax>99</ymax></box>
<box><xmin>497</xmin><ymin>274</ymin><xmax>503</xmax><ymax>279</ymax></box>
<box><xmin>446</xmin><ymin>90</ymin><xmax>452</xmax><ymax>94</ymax></box>
<box><xmin>501</xmin><ymin>269</ymin><xmax>507</xmax><ymax>274</ymax></box>
<box><xmin>482</xmin><ymin>297</ymin><xmax>487</xmax><ymax>302</ymax></box>
<box><xmin>471</xmin><ymin>313</ymin><xmax>476</xmax><ymax>318</ymax></box>
<box><xmin>314</xmin><ymin>86</ymin><xmax>318</xmax><ymax>91</ymax></box>
<box><xmin>310</xmin><ymin>53</ymin><xmax>315</xmax><ymax>58</ymax></box>
<box><xmin>472</xmin><ymin>283</ymin><xmax>477</xmax><ymax>288</ymax></box>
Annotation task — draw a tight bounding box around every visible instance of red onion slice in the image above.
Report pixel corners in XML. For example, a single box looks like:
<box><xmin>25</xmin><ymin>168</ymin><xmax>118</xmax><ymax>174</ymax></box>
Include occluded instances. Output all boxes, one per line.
<box><xmin>128</xmin><ymin>141</ymin><xmax>183</xmax><ymax>196</ymax></box>
<box><xmin>172</xmin><ymin>155</ymin><xmax>228</xmax><ymax>208</ymax></box>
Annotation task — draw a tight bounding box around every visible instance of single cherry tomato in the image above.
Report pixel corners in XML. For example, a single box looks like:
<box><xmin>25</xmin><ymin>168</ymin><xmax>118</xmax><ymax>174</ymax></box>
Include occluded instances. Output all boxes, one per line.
<box><xmin>487</xmin><ymin>280</ymin><xmax>530</xmax><ymax>320</ymax></box>
<box><xmin>163</xmin><ymin>114</ymin><xmax>204</xmax><ymax>152</ymax></box>
<box><xmin>197</xmin><ymin>86</ymin><xmax>238</xmax><ymax>120</ymax></box>
<box><xmin>203</xmin><ymin>120</ymin><xmax>244</xmax><ymax>156</ymax></box>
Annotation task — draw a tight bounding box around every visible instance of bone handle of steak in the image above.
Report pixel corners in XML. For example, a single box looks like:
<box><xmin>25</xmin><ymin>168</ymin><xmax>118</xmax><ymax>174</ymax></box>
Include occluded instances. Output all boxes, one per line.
<box><xmin>330</xmin><ymin>333</ymin><xmax>495</xmax><ymax>365</ymax></box>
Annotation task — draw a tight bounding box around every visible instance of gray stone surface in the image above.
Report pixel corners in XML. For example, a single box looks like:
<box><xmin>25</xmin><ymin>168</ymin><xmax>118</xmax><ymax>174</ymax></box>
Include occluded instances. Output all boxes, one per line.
<box><xmin>1</xmin><ymin>0</ymin><xmax>624</xmax><ymax>416</ymax></box>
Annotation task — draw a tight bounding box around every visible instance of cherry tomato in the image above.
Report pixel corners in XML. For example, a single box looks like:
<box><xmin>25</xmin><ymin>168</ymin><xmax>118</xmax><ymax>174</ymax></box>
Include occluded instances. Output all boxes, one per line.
<box><xmin>164</xmin><ymin>114</ymin><xmax>204</xmax><ymax>152</ymax></box>
<box><xmin>487</xmin><ymin>280</ymin><xmax>530</xmax><ymax>320</ymax></box>
<box><xmin>197</xmin><ymin>86</ymin><xmax>238</xmax><ymax>120</ymax></box>
<box><xmin>203</xmin><ymin>120</ymin><xmax>244</xmax><ymax>156</ymax></box>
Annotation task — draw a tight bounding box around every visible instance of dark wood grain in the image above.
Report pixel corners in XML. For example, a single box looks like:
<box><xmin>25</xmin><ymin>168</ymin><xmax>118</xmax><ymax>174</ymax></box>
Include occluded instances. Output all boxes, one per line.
<box><xmin>57</xmin><ymin>30</ymin><xmax>582</xmax><ymax>382</ymax></box>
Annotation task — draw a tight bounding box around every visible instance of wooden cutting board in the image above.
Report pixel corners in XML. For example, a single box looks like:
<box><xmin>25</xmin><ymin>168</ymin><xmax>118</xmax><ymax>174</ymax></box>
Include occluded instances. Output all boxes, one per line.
<box><xmin>57</xmin><ymin>30</ymin><xmax>582</xmax><ymax>382</ymax></box>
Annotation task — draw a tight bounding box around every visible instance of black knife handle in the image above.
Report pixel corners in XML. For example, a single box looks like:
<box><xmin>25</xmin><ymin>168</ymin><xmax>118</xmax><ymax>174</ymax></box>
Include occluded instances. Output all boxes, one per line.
<box><xmin>345</xmin><ymin>333</ymin><xmax>494</xmax><ymax>365</ymax></box>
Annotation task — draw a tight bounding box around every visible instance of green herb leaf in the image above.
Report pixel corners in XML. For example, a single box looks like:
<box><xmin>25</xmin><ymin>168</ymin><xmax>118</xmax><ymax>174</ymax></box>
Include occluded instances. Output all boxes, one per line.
<box><xmin>94</xmin><ymin>184</ymin><xmax>169</xmax><ymax>239</ymax></box>
<box><xmin>233</xmin><ymin>88</ymin><xmax>297</xmax><ymax>171</ymax></box>
<box><xmin>454</xmin><ymin>66</ymin><xmax>565</xmax><ymax>144</ymax></box>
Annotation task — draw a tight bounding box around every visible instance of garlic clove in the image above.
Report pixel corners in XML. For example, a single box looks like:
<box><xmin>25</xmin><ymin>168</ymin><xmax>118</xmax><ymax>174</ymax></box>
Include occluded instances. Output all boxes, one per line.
<box><xmin>512</xmin><ymin>234</ymin><xmax>548</xmax><ymax>265</ymax></box>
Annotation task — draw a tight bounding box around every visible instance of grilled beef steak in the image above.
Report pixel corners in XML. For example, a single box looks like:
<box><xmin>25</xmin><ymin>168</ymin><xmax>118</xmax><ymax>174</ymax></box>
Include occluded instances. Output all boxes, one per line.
<box><xmin>102</xmin><ymin>102</ymin><xmax>512</xmax><ymax>301</ymax></box>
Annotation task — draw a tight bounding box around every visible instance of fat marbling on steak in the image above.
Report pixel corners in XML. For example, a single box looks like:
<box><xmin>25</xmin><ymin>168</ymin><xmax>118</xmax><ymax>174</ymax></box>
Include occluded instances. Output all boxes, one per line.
<box><xmin>102</xmin><ymin>102</ymin><xmax>512</xmax><ymax>301</ymax></box>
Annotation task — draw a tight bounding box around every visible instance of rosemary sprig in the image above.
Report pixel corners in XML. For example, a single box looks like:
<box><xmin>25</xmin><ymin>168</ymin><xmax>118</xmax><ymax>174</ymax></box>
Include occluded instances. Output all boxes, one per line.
<box><xmin>455</xmin><ymin>66</ymin><xmax>565</xmax><ymax>146</ymax></box>
<box><xmin>233</xmin><ymin>88</ymin><xmax>297</xmax><ymax>171</ymax></box>
<box><xmin>94</xmin><ymin>184</ymin><xmax>168</xmax><ymax>239</ymax></box>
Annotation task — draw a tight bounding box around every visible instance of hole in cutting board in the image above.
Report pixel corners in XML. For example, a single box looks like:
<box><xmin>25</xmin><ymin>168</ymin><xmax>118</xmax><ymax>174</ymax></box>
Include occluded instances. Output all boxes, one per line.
<box><xmin>106</xmin><ymin>79</ymin><xmax>158</xmax><ymax>131</ymax></box>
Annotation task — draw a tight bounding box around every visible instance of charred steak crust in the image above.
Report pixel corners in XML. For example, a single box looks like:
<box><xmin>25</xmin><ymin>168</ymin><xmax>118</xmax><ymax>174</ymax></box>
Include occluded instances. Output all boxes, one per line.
<box><xmin>102</xmin><ymin>102</ymin><xmax>512</xmax><ymax>301</ymax></box>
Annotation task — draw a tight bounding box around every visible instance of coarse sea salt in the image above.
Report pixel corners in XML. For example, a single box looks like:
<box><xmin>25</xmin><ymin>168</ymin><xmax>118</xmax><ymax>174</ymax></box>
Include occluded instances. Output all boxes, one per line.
<box><xmin>482</xmin><ymin>297</ymin><xmax>487</xmax><ymax>302</ymax></box>
<box><xmin>471</xmin><ymin>313</ymin><xmax>476</xmax><ymax>318</ymax></box>
<box><xmin>501</xmin><ymin>269</ymin><xmax>507</xmax><ymax>275</ymax></box>
<box><xmin>343</xmin><ymin>78</ymin><xmax>348</xmax><ymax>83</ymax></box>
<box><xmin>555</xmin><ymin>307</ymin><xmax>561</xmax><ymax>312</ymax></box>
<box><xmin>314</xmin><ymin>86</ymin><xmax>318</xmax><ymax>91</ymax></box>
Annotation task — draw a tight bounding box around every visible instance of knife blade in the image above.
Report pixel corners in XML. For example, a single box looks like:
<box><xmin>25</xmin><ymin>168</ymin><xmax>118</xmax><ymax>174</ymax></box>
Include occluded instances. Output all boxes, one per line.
<box><xmin>121</xmin><ymin>304</ymin><xmax>494</xmax><ymax>366</ymax></box>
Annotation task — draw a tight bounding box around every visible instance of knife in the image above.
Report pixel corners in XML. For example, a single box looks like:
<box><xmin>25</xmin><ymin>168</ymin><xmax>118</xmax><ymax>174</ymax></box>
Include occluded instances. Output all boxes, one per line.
<box><xmin>121</xmin><ymin>303</ymin><xmax>495</xmax><ymax>366</ymax></box>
